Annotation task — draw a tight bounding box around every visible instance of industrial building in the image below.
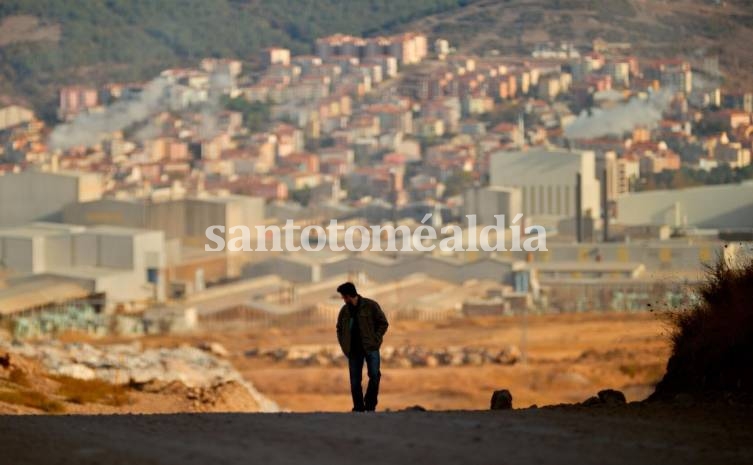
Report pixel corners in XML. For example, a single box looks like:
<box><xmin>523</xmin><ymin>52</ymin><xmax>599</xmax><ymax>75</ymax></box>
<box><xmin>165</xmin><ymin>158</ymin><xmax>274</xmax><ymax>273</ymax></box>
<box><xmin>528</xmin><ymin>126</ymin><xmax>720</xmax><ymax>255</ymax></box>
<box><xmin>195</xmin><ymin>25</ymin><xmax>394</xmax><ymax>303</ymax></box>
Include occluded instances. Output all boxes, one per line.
<box><xmin>615</xmin><ymin>182</ymin><xmax>753</xmax><ymax>230</ymax></box>
<box><xmin>0</xmin><ymin>170</ymin><xmax>102</xmax><ymax>226</ymax></box>
<box><xmin>0</xmin><ymin>222</ymin><xmax>166</xmax><ymax>307</ymax></box>
<box><xmin>489</xmin><ymin>148</ymin><xmax>601</xmax><ymax>220</ymax></box>
<box><xmin>462</xmin><ymin>186</ymin><xmax>522</xmax><ymax>225</ymax></box>
<box><xmin>61</xmin><ymin>194</ymin><xmax>266</xmax><ymax>245</ymax></box>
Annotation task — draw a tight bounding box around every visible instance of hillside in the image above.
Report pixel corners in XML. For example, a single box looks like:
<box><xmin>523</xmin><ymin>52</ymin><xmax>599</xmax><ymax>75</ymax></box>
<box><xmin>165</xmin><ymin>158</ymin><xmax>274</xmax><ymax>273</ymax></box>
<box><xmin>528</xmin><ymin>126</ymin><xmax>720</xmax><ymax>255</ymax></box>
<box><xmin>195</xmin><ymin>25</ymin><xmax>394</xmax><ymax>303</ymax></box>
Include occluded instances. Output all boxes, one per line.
<box><xmin>2</xmin><ymin>0</ymin><xmax>753</xmax><ymax>121</ymax></box>
<box><xmin>0</xmin><ymin>354</ymin><xmax>261</xmax><ymax>415</ymax></box>
<box><xmin>404</xmin><ymin>0</ymin><xmax>753</xmax><ymax>87</ymax></box>
<box><xmin>0</xmin><ymin>0</ymin><xmax>466</xmax><ymax>119</ymax></box>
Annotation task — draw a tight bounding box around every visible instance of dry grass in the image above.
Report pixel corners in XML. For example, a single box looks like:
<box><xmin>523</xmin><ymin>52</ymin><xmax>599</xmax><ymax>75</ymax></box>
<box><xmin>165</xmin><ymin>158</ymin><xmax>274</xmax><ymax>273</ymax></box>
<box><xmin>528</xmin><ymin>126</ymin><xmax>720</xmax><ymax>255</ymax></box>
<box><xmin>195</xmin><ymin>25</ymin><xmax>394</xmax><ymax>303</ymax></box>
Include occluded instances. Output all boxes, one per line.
<box><xmin>0</xmin><ymin>389</ymin><xmax>65</xmax><ymax>413</ymax></box>
<box><xmin>53</xmin><ymin>376</ymin><xmax>131</xmax><ymax>407</ymax></box>
<box><xmin>8</xmin><ymin>368</ymin><xmax>31</xmax><ymax>388</ymax></box>
<box><xmin>653</xmin><ymin>254</ymin><xmax>753</xmax><ymax>398</ymax></box>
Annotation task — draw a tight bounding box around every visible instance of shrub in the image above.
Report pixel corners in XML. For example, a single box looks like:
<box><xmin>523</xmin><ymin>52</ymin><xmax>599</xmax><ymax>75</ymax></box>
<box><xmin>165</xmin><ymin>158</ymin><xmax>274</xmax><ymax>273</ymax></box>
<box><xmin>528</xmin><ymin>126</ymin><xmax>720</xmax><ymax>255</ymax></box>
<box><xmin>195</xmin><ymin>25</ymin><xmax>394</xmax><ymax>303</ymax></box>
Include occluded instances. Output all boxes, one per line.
<box><xmin>651</xmin><ymin>253</ymin><xmax>753</xmax><ymax>399</ymax></box>
<box><xmin>0</xmin><ymin>389</ymin><xmax>65</xmax><ymax>413</ymax></box>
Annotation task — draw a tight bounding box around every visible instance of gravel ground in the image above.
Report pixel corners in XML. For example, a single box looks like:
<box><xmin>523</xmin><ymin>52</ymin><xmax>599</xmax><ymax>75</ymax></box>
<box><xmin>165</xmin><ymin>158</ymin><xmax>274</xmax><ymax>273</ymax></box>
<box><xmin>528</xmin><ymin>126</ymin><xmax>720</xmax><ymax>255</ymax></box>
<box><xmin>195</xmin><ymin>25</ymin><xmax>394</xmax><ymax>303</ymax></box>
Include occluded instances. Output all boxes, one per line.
<box><xmin>1</xmin><ymin>404</ymin><xmax>751</xmax><ymax>465</ymax></box>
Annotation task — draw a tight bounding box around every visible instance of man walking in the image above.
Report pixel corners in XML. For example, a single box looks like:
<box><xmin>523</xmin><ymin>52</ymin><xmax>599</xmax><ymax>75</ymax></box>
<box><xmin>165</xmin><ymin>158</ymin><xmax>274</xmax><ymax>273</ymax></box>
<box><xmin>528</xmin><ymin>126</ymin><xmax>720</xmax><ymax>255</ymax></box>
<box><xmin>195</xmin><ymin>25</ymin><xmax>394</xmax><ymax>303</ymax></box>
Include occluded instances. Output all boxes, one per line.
<box><xmin>336</xmin><ymin>282</ymin><xmax>389</xmax><ymax>412</ymax></box>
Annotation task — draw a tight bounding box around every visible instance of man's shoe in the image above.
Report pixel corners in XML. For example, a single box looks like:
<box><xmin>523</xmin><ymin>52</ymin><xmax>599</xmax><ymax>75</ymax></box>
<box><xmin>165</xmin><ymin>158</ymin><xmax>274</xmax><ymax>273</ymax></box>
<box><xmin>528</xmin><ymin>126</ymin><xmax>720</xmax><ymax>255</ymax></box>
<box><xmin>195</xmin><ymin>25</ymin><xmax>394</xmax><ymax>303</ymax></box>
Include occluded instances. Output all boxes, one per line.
<box><xmin>352</xmin><ymin>407</ymin><xmax>365</xmax><ymax>412</ymax></box>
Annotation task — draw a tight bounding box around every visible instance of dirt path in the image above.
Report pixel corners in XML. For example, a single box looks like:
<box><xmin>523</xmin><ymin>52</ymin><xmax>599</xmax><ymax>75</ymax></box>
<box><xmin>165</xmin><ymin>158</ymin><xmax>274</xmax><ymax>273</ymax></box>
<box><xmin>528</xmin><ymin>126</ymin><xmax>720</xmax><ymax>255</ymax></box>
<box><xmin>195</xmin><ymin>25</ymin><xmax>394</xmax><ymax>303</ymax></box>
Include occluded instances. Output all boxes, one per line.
<box><xmin>1</xmin><ymin>405</ymin><xmax>751</xmax><ymax>465</ymax></box>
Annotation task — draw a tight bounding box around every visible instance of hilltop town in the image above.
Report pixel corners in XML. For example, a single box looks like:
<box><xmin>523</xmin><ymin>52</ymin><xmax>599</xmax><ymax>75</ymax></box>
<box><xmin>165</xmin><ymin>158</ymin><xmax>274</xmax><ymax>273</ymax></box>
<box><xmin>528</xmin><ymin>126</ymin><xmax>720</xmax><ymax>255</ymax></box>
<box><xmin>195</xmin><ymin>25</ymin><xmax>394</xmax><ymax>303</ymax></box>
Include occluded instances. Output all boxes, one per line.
<box><xmin>0</xmin><ymin>24</ymin><xmax>752</xmax><ymax>412</ymax></box>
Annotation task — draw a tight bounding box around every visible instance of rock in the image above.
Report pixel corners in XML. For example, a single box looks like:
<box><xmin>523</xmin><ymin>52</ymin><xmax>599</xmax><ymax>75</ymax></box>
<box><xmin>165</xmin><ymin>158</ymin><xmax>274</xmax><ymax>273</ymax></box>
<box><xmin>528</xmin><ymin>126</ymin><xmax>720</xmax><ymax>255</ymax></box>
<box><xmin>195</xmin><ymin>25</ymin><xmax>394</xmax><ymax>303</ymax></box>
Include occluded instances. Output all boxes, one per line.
<box><xmin>402</xmin><ymin>405</ymin><xmax>427</xmax><ymax>412</ymax></box>
<box><xmin>448</xmin><ymin>353</ymin><xmax>465</xmax><ymax>366</ymax></box>
<box><xmin>424</xmin><ymin>355</ymin><xmax>439</xmax><ymax>368</ymax></box>
<box><xmin>55</xmin><ymin>363</ymin><xmax>96</xmax><ymax>380</ymax></box>
<box><xmin>496</xmin><ymin>345</ymin><xmax>522</xmax><ymax>365</ymax></box>
<box><xmin>464</xmin><ymin>352</ymin><xmax>484</xmax><ymax>366</ymax></box>
<box><xmin>129</xmin><ymin>367</ymin><xmax>165</xmax><ymax>385</ymax></box>
<box><xmin>598</xmin><ymin>389</ymin><xmax>627</xmax><ymax>405</ymax></box>
<box><xmin>395</xmin><ymin>358</ymin><xmax>413</xmax><ymax>368</ymax></box>
<box><xmin>199</xmin><ymin>342</ymin><xmax>229</xmax><ymax>358</ymax></box>
<box><xmin>490</xmin><ymin>389</ymin><xmax>513</xmax><ymax>410</ymax></box>
<box><xmin>244</xmin><ymin>348</ymin><xmax>259</xmax><ymax>358</ymax></box>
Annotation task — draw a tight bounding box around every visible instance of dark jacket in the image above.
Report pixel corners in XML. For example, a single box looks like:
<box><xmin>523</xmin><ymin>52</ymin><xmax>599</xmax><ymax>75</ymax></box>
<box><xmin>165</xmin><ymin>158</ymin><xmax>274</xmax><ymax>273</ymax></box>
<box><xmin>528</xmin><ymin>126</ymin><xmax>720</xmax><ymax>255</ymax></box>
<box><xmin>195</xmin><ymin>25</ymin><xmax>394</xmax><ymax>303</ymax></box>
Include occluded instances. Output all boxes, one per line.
<box><xmin>336</xmin><ymin>296</ymin><xmax>389</xmax><ymax>356</ymax></box>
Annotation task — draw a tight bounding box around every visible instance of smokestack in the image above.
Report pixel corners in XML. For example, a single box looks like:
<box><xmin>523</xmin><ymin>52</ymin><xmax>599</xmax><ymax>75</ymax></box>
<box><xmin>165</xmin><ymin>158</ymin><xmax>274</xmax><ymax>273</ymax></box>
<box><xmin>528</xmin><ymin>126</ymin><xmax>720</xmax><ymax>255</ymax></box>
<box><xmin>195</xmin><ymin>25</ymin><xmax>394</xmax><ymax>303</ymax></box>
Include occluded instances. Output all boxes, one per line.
<box><xmin>602</xmin><ymin>168</ymin><xmax>609</xmax><ymax>242</ymax></box>
<box><xmin>575</xmin><ymin>172</ymin><xmax>582</xmax><ymax>243</ymax></box>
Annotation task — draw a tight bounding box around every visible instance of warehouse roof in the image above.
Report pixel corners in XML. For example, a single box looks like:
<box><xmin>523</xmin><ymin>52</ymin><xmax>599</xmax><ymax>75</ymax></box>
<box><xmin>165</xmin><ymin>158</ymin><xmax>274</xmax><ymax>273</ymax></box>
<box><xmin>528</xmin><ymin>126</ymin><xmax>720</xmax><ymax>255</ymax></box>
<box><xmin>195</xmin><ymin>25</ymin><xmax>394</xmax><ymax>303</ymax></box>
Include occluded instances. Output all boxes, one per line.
<box><xmin>0</xmin><ymin>276</ymin><xmax>93</xmax><ymax>317</ymax></box>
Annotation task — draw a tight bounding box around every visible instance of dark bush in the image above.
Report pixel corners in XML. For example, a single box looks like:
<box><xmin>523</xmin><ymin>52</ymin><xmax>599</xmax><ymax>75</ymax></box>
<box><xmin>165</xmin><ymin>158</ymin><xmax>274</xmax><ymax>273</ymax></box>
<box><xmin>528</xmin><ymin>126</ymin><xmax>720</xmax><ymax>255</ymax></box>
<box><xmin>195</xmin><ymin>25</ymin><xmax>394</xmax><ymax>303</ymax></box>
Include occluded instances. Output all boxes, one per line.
<box><xmin>650</xmin><ymin>253</ymin><xmax>753</xmax><ymax>400</ymax></box>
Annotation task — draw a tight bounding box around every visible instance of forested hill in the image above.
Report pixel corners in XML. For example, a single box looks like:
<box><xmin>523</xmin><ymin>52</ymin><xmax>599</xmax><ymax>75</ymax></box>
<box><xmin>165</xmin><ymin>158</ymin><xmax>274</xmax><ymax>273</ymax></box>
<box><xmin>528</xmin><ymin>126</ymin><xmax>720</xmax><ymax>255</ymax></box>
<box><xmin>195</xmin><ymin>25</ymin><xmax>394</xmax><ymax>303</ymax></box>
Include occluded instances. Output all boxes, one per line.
<box><xmin>0</xmin><ymin>0</ymin><xmax>467</xmax><ymax>119</ymax></box>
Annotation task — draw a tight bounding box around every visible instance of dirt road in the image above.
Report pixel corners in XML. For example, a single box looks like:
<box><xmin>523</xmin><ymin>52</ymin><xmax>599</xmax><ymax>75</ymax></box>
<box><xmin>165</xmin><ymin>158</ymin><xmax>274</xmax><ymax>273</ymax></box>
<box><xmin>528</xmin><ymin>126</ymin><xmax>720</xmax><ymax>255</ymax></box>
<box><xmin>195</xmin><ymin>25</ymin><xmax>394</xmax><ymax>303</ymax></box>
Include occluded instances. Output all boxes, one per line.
<box><xmin>1</xmin><ymin>404</ymin><xmax>751</xmax><ymax>465</ymax></box>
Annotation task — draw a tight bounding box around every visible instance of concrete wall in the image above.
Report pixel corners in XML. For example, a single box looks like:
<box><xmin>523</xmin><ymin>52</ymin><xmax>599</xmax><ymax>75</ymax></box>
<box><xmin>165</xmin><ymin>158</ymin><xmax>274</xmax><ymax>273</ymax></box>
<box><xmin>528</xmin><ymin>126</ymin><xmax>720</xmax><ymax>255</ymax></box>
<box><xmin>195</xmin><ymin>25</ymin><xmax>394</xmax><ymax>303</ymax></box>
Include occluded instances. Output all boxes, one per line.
<box><xmin>63</xmin><ymin>199</ymin><xmax>141</xmax><ymax>227</ymax></box>
<box><xmin>490</xmin><ymin>149</ymin><xmax>600</xmax><ymax>219</ymax></box>
<box><xmin>616</xmin><ymin>182</ymin><xmax>753</xmax><ymax>229</ymax></box>
<box><xmin>0</xmin><ymin>171</ymin><xmax>101</xmax><ymax>226</ymax></box>
<box><xmin>63</xmin><ymin>195</ymin><xmax>265</xmax><ymax>243</ymax></box>
<box><xmin>72</xmin><ymin>234</ymin><xmax>99</xmax><ymax>267</ymax></box>
<box><xmin>0</xmin><ymin>224</ymin><xmax>167</xmax><ymax>304</ymax></box>
<box><xmin>0</xmin><ymin>237</ymin><xmax>35</xmax><ymax>273</ymax></box>
<box><xmin>43</xmin><ymin>235</ymin><xmax>74</xmax><ymax>271</ymax></box>
<box><xmin>463</xmin><ymin>186</ymin><xmax>522</xmax><ymax>225</ymax></box>
<box><xmin>97</xmin><ymin>234</ymin><xmax>135</xmax><ymax>269</ymax></box>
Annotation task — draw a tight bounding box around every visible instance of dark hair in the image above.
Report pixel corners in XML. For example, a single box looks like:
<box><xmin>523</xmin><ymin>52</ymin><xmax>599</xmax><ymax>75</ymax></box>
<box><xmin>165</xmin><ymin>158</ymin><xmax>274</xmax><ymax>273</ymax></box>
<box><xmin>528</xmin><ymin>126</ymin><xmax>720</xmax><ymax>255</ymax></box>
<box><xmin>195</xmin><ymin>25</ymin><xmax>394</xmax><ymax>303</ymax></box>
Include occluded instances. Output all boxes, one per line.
<box><xmin>337</xmin><ymin>282</ymin><xmax>358</xmax><ymax>297</ymax></box>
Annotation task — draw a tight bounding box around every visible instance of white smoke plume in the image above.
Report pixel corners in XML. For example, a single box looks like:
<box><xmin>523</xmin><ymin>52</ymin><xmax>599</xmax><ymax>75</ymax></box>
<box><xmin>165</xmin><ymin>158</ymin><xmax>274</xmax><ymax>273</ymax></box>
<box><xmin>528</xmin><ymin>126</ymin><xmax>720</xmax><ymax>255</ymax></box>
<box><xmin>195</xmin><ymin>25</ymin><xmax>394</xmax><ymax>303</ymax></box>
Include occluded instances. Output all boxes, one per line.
<box><xmin>49</xmin><ymin>77</ymin><xmax>171</xmax><ymax>151</ymax></box>
<box><xmin>563</xmin><ymin>89</ymin><xmax>672</xmax><ymax>139</ymax></box>
<box><xmin>48</xmin><ymin>68</ymin><xmax>234</xmax><ymax>150</ymax></box>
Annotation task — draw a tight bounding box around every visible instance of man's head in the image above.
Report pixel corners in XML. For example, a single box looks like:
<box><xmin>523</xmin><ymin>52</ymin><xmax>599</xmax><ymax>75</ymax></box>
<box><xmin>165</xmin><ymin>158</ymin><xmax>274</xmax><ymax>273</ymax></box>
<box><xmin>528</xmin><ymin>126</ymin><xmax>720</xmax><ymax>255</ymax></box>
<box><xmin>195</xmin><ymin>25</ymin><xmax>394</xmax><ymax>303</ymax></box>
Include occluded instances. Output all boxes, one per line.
<box><xmin>337</xmin><ymin>282</ymin><xmax>359</xmax><ymax>306</ymax></box>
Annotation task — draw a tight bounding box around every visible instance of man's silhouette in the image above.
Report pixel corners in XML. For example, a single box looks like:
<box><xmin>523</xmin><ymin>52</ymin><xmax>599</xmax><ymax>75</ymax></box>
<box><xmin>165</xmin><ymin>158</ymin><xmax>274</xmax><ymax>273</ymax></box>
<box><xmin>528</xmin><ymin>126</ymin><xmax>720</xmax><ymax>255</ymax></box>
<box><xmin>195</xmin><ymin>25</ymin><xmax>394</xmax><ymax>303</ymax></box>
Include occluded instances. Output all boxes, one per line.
<box><xmin>336</xmin><ymin>282</ymin><xmax>389</xmax><ymax>412</ymax></box>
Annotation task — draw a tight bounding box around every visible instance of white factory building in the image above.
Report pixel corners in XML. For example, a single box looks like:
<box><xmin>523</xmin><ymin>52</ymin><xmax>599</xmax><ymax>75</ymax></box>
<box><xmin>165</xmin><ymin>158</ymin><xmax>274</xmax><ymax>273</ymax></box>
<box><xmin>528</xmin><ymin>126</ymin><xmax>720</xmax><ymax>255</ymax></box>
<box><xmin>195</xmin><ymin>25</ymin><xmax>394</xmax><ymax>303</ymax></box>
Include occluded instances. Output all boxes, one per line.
<box><xmin>462</xmin><ymin>186</ymin><xmax>522</xmax><ymax>225</ymax></box>
<box><xmin>61</xmin><ymin>194</ymin><xmax>266</xmax><ymax>245</ymax></box>
<box><xmin>616</xmin><ymin>182</ymin><xmax>753</xmax><ymax>230</ymax></box>
<box><xmin>0</xmin><ymin>170</ymin><xmax>102</xmax><ymax>226</ymax></box>
<box><xmin>489</xmin><ymin>148</ymin><xmax>601</xmax><ymax>220</ymax></box>
<box><xmin>0</xmin><ymin>222</ymin><xmax>166</xmax><ymax>305</ymax></box>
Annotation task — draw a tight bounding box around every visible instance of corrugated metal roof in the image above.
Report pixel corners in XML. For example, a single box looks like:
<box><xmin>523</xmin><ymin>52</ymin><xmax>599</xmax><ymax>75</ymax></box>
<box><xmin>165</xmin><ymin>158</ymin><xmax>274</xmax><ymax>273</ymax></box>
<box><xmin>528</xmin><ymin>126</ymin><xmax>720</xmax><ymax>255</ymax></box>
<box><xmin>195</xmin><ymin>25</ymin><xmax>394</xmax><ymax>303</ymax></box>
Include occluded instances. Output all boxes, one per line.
<box><xmin>0</xmin><ymin>278</ymin><xmax>92</xmax><ymax>316</ymax></box>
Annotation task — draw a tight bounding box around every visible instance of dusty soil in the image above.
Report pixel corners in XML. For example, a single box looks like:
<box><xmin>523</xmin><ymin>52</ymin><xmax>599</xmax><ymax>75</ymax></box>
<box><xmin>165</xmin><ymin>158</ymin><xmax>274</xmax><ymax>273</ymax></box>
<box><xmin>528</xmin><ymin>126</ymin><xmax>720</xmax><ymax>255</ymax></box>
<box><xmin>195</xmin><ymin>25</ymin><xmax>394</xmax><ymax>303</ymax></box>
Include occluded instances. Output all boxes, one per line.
<box><xmin>7</xmin><ymin>312</ymin><xmax>668</xmax><ymax>413</ymax></box>
<box><xmin>0</xmin><ymin>356</ymin><xmax>259</xmax><ymax>415</ymax></box>
<box><xmin>217</xmin><ymin>312</ymin><xmax>670</xmax><ymax>412</ymax></box>
<box><xmin>1</xmin><ymin>404</ymin><xmax>751</xmax><ymax>465</ymax></box>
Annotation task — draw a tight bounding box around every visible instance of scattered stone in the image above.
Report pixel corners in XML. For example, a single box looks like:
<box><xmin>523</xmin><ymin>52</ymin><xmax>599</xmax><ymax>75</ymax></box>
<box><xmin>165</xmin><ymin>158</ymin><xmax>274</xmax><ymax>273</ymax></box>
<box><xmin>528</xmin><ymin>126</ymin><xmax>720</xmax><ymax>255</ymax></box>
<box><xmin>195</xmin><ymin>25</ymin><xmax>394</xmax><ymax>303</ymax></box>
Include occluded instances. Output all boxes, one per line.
<box><xmin>247</xmin><ymin>344</ymin><xmax>523</xmax><ymax>368</ymax></box>
<box><xmin>598</xmin><ymin>389</ymin><xmax>627</xmax><ymax>405</ymax></box>
<box><xmin>56</xmin><ymin>363</ymin><xmax>96</xmax><ymax>380</ymax></box>
<box><xmin>490</xmin><ymin>389</ymin><xmax>513</xmax><ymax>410</ymax></box>
<box><xmin>402</xmin><ymin>405</ymin><xmax>427</xmax><ymax>412</ymax></box>
<box><xmin>198</xmin><ymin>342</ymin><xmax>229</xmax><ymax>358</ymax></box>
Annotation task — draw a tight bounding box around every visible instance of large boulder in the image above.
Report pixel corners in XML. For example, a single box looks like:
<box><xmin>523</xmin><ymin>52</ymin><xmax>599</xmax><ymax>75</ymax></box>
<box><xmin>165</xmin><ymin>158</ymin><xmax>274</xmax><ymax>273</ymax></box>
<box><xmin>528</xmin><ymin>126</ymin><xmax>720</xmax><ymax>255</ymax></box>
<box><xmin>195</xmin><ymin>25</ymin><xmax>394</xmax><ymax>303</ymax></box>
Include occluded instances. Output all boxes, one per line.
<box><xmin>598</xmin><ymin>389</ymin><xmax>627</xmax><ymax>405</ymax></box>
<box><xmin>55</xmin><ymin>363</ymin><xmax>96</xmax><ymax>380</ymax></box>
<box><xmin>490</xmin><ymin>389</ymin><xmax>513</xmax><ymax>410</ymax></box>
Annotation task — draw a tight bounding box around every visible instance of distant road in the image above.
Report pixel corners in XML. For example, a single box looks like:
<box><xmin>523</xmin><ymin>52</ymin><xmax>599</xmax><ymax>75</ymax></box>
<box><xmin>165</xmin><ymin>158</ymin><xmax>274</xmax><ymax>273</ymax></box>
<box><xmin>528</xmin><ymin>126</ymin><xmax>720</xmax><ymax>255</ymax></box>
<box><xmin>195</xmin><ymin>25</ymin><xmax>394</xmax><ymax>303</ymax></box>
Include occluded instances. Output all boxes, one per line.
<box><xmin>1</xmin><ymin>405</ymin><xmax>751</xmax><ymax>464</ymax></box>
